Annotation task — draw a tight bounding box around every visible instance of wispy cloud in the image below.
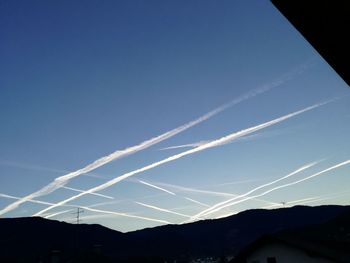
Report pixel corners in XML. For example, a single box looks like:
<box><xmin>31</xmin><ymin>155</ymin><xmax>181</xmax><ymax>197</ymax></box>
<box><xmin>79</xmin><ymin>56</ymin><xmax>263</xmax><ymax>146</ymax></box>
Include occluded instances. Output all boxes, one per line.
<box><xmin>0</xmin><ymin>192</ymin><xmax>171</xmax><ymax>225</ymax></box>
<box><xmin>81</xmin><ymin>206</ymin><xmax>171</xmax><ymax>225</ymax></box>
<box><xmin>137</xmin><ymin>180</ymin><xmax>210</xmax><ymax>207</ymax></box>
<box><xmin>31</xmin><ymin>101</ymin><xmax>328</xmax><ymax>217</ymax></box>
<box><xmin>44</xmin><ymin>209</ymin><xmax>74</xmax><ymax>219</ymax></box>
<box><xmin>143</xmin><ymin>180</ymin><xmax>275</xmax><ymax>206</ymax></box>
<box><xmin>159</xmin><ymin>131</ymin><xmax>286</xmax><ymax>151</ymax></box>
<box><xmin>0</xmin><ymin>160</ymin><xmax>104</xmax><ymax>179</ymax></box>
<box><xmin>0</xmin><ymin>72</ymin><xmax>298</xmax><ymax>217</ymax></box>
<box><xmin>187</xmin><ymin>161</ymin><xmax>319</xmax><ymax>221</ymax></box>
<box><xmin>183</xmin><ymin>197</ymin><xmax>210</xmax><ymax>207</ymax></box>
<box><xmin>159</xmin><ymin>140</ymin><xmax>211</xmax><ymax>151</ymax></box>
<box><xmin>135</xmin><ymin>201</ymin><xmax>192</xmax><ymax>219</ymax></box>
<box><xmin>189</xmin><ymin>160</ymin><xmax>350</xmax><ymax>220</ymax></box>
<box><xmin>154</xmin><ymin>182</ymin><xmax>237</xmax><ymax>197</ymax></box>
<box><xmin>152</xmin><ymin>181</ymin><xmax>279</xmax><ymax>206</ymax></box>
<box><xmin>138</xmin><ymin>180</ymin><xmax>176</xmax><ymax>195</ymax></box>
<box><xmin>0</xmin><ymin>193</ymin><xmax>65</xmax><ymax>207</ymax></box>
<box><xmin>61</xmin><ymin>186</ymin><xmax>114</xmax><ymax>200</ymax></box>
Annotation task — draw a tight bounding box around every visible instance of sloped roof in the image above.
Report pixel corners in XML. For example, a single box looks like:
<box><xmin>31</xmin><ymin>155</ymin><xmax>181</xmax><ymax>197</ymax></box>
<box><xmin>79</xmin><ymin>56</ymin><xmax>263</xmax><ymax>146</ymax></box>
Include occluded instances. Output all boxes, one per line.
<box><xmin>231</xmin><ymin>234</ymin><xmax>349</xmax><ymax>263</ymax></box>
<box><xmin>231</xmin><ymin>209</ymin><xmax>350</xmax><ymax>263</ymax></box>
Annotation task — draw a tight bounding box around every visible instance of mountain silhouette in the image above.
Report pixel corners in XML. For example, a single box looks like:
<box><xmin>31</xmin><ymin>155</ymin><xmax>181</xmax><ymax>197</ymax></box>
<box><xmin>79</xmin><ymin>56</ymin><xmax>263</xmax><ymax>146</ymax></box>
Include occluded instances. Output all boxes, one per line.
<box><xmin>0</xmin><ymin>205</ymin><xmax>349</xmax><ymax>262</ymax></box>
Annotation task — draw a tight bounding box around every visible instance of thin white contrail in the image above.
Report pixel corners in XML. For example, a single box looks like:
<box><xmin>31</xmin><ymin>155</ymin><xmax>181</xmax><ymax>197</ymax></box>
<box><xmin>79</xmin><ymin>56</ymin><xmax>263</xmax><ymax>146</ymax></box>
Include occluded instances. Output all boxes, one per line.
<box><xmin>209</xmin><ymin>178</ymin><xmax>268</xmax><ymax>187</ymax></box>
<box><xmin>187</xmin><ymin>161</ymin><xmax>319</xmax><ymax>221</ymax></box>
<box><xmin>155</xmin><ymin>182</ymin><xmax>237</xmax><ymax>197</ymax></box>
<box><xmin>61</xmin><ymin>186</ymin><xmax>114</xmax><ymax>199</ymax></box>
<box><xmin>155</xmin><ymin>181</ymin><xmax>280</xmax><ymax>205</ymax></box>
<box><xmin>139</xmin><ymin>179</ymin><xmax>273</xmax><ymax>207</ymax></box>
<box><xmin>194</xmin><ymin>160</ymin><xmax>350</xmax><ymax>219</ymax></box>
<box><xmin>138</xmin><ymin>180</ymin><xmax>176</xmax><ymax>195</ymax></box>
<box><xmin>32</xmin><ymin>101</ymin><xmax>327</xmax><ymax>217</ymax></box>
<box><xmin>159</xmin><ymin>132</ymin><xmax>282</xmax><ymax>151</ymax></box>
<box><xmin>0</xmin><ymin>74</ymin><xmax>295</xmax><ymax>217</ymax></box>
<box><xmin>81</xmin><ymin>206</ymin><xmax>171</xmax><ymax>225</ymax></box>
<box><xmin>184</xmin><ymin>197</ymin><xmax>210</xmax><ymax>207</ymax></box>
<box><xmin>0</xmin><ymin>193</ymin><xmax>170</xmax><ymax>225</ymax></box>
<box><xmin>44</xmin><ymin>209</ymin><xmax>74</xmax><ymax>219</ymax></box>
<box><xmin>47</xmin><ymin>205</ymin><xmax>170</xmax><ymax>224</ymax></box>
<box><xmin>138</xmin><ymin>180</ymin><xmax>210</xmax><ymax>207</ymax></box>
<box><xmin>160</xmin><ymin>141</ymin><xmax>211</xmax><ymax>150</ymax></box>
<box><xmin>0</xmin><ymin>160</ymin><xmax>104</xmax><ymax>179</ymax></box>
<box><xmin>0</xmin><ymin>193</ymin><xmax>66</xmax><ymax>207</ymax></box>
<box><xmin>135</xmin><ymin>201</ymin><xmax>192</xmax><ymax>219</ymax></box>
<box><xmin>263</xmin><ymin>188</ymin><xmax>350</xmax><ymax>208</ymax></box>
<box><xmin>214</xmin><ymin>211</ymin><xmax>238</xmax><ymax>219</ymax></box>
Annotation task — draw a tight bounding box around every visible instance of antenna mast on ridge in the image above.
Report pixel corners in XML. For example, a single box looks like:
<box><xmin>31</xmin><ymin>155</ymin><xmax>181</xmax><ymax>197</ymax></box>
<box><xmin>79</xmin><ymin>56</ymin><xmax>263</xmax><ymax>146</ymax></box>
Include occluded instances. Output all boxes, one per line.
<box><xmin>72</xmin><ymin>207</ymin><xmax>84</xmax><ymax>224</ymax></box>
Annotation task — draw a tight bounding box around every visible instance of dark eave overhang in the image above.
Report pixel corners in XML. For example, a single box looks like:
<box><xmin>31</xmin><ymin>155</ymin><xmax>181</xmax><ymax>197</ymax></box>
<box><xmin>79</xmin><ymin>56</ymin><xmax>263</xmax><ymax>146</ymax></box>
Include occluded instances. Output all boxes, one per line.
<box><xmin>271</xmin><ymin>0</ymin><xmax>350</xmax><ymax>87</ymax></box>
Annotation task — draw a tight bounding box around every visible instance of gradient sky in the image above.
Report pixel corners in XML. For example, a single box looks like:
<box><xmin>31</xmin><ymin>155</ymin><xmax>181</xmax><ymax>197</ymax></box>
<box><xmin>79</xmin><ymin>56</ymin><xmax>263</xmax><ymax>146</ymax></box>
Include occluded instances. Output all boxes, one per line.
<box><xmin>0</xmin><ymin>0</ymin><xmax>349</xmax><ymax>232</ymax></box>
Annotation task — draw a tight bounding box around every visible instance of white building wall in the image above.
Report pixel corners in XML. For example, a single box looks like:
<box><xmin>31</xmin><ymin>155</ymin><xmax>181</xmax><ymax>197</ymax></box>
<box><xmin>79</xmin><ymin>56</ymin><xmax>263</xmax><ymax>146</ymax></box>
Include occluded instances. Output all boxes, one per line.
<box><xmin>246</xmin><ymin>241</ymin><xmax>334</xmax><ymax>263</ymax></box>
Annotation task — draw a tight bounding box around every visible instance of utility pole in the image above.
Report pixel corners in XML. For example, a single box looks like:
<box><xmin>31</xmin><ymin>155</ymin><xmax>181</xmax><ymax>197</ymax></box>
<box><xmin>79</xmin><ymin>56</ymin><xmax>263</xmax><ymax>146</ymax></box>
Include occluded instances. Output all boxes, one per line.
<box><xmin>72</xmin><ymin>207</ymin><xmax>84</xmax><ymax>224</ymax></box>
<box><xmin>72</xmin><ymin>207</ymin><xmax>84</xmax><ymax>253</ymax></box>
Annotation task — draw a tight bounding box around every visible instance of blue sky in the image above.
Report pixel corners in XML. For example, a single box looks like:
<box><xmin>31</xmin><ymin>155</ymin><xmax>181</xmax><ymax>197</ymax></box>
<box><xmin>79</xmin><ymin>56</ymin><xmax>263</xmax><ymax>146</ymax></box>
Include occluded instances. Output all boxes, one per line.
<box><xmin>0</xmin><ymin>0</ymin><xmax>349</xmax><ymax>232</ymax></box>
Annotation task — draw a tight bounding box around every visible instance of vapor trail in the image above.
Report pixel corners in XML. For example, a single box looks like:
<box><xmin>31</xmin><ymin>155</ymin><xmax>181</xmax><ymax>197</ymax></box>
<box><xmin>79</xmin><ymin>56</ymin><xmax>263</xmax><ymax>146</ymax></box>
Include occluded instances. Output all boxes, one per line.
<box><xmin>155</xmin><ymin>181</ymin><xmax>280</xmax><ymax>205</ymax></box>
<box><xmin>138</xmin><ymin>178</ymin><xmax>274</xmax><ymax>207</ymax></box>
<box><xmin>0</xmin><ymin>160</ymin><xmax>104</xmax><ymax>179</ymax></box>
<box><xmin>0</xmin><ymin>193</ymin><xmax>170</xmax><ymax>225</ymax></box>
<box><xmin>61</xmin><ymin>186</ymin><xmax>114</xmax><ymax>199</ymax></box>
<box><xmin>155</xmin><ymin>182</ymin><xmax>237</xmax><ymax>197</ymax></box>
<box><xmin>44</xmin><ymin>209</ymin><xmax>74</xmax><ymax>219</ymax></box>
<box><xmin>187</xmin><ymin>161</ymin><xmax>319</xmax><ymax>221</ymax></box>
<box><xmin>135</xmin><ymin>201</ymin><xmax>192</xmax><ymax>218</ymax></box>
<box><xmin>184</xmin><ymin>197</ymin><xmax>210</xmax><ymax>207</ymax></box>
<box><xmin>263</xmin><ymin>185</ymin><xmax>350</xmax><ymax>208</ymax></box>
<box><xmin>214</xmin><ymin>211</ymin><xmax>238</xmax><ymax>219</ymax></box>
<box><xmin>160</xmin><ymin>141</ymin><xmax>211</xmax><ymax>150</ymax></box>
<box><xmin>160</xmin><ymin>131</ymin><xmax>282</xmax><ymax>151</ymax></box>
<box><xmin>0</xmin><ymin>74</ymin><xmax>295</xmax><ymax>217</ymax></box>
<box><xmin>138</xmin><ymin>180</ymin><xmax>210</xmax><ymax>207</ymax></box>
<box><xmin>194</xmin><ymin>160</ymin><xmax>350</xmax><ymax>219</ymax></box>
<box><xmin>138</xmin><ymin>180</ymin><xmax>176</xmax><ymax>195</ymax></box>
<box><xmin>81</xmin><ymin>206</ymin><xmax>171</xmax><ymax>225</ymax></box>
<box><xmin>32</xmin><ymin>101</ymin><xmax>326</xmax><ymax>217</ymax></box>
<box><xmin>0</xmin><ymin>193</ymin><xmax>65</xmax><ymax>207</ymax></box>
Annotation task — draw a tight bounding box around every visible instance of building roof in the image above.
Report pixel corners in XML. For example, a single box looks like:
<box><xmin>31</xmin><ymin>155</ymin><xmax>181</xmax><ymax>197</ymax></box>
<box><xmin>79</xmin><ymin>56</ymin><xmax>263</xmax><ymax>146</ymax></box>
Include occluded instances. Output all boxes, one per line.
<box><xmin>231</xmin><ymin>234</ymin><xmax>350</xmax><ymax>263</ymax></box>
<box><xmin>231</xmin><ymin>209</ymin><xmax>350</xmax><ymax>263</ymax></box>
<box><xmin>271</xmin><ymin>0</ymin><xmax>350</xmax><ymax>87</ymax></box>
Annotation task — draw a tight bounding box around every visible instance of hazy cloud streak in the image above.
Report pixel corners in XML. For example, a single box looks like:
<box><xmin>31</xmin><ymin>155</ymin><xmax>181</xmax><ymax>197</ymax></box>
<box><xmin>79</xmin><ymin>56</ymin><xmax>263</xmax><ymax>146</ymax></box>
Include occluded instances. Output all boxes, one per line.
<box><xmin>0</xmin><ymin>72</ymin><xmax>296</xmax><ymax>217</ymax></box>
<box><xmin>138</xmin><ymin>180</ymin><xmax>210</xmax><ymax>207</ymax></box>
<box><xmin>62</xmin><ymin>186</ymin><xmax>114</xmax><ymax>199</ymax></box>
<box><xmin>160</xmin><ymin>141</ymin><xmax>211</xmax><ymax>150</ymax></box>
<box><xmin>82</xmin><ymin>206</ymin><xmax>171</xmax><ymax>225</ymax></box>
<box><xmin>155</xmin><ymin>182</ymin><xmax>237</xmax><ymax>197</ymax></box>
<box><xmin>160</xmin><ymin>131</ymin><xmax>284</xmax><ymax>151</ymax></box>
<box><xmin>0</xmin><ymin>193</ymin><xmax>66</xmax><ymax>207</ymax></box>
<box><xmin>44</xmin><ymin>209</ymin><xmax>74</xmax><ymax>219</ymax></box>
<box><xmin>138</xmin><ymin>180</ymin><xmax>176</xmax><ymax>195</ymax></box>
<box><xmin>195</xmin><ymin>160</ymin><xmax>350</xmax><ymax>219</ymax></box>
<box><xmin>184</xmin><ymin>197</ymin><xmax>210</xmax><ymax>207</ymax></box>
<box><xmin>155</xmin><ymin>181</ymin><xmax>281</xmax><ymax>205</ymax></box>
<box><xmin>135</xmin><ymin>201</ymin><xmax>192</xmax><ymax>218</ymax></box>
<box><xmin>32</xmin><ymin>102</ymin><xmax>326</xmax><ymax>217</ymax></box>
<box><xmin>187</xmin><ymin>161</ymin><xmax>319</xmax><ymax>221</ymax></box>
